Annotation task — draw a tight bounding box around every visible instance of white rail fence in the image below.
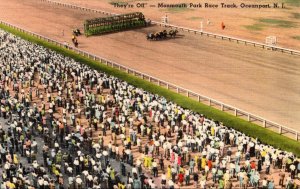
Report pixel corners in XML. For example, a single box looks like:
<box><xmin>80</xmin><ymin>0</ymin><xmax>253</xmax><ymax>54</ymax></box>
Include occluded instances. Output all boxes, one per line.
<box><xmin>40</xmin><ymin>0</ymin><xmax>118</xmax><ymax>16</ymax></box>
<box><xmin>152</xmin><ymin>21</ymin><xmax>300</xmax><ymax>56</ymax></box>
<box><xmin>0</xmin><ymin>20</ymin><xmax>299</xmax><ymax>141</ymax></box>
<box><xmin>40</xmin><ymin>0</ymin><xmax>300</xmax><ymax>56</ymax></box>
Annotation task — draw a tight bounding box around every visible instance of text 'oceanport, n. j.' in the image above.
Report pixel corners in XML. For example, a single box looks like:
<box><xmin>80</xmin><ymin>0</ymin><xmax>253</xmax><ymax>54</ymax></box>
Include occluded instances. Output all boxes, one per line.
<box><xmin>112</xmin><ymin>2</ymin><xmax>285</xmax><ymax>9</ymax></box>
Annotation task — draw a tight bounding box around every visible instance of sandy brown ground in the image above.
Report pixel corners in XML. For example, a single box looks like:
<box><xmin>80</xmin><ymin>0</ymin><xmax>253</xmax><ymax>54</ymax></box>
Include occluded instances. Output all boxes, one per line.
<box><xmin>0</xmin><ymin>0</ymin><xmax>300</xmax><ymax>133</ymax></box>
<box><xmin>54</xmin><ymin>0</ymin><xmax>300</xmax><ymax>50</ymax></box>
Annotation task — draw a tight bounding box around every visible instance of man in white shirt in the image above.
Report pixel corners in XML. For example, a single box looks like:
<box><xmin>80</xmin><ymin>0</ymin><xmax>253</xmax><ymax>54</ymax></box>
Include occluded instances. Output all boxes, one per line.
<box><xmin>152</xmin><ymin>160</ymin><xmax>158</xmax><ymax>177</ymax></box>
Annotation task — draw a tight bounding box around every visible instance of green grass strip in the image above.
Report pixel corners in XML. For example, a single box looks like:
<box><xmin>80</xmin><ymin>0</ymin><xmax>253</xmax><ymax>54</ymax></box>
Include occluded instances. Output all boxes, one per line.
<box><xmin>160</xmin><ymin>7</ymin><xmax>193</xmax><ymax>13</ymax></box>
<box><xmin>285</xmin><ymin>0</ymin><xmax>300</xmax><ymax>7</ymax></box>
<box><xmin>292</xmin><ymin>36</ymin><xmax>300</xmax><ymax>40</ymax></box>
<box><xmin>292</xmin><ymin>12</ymin><xmax>300</xmax><ymax>19</ymax></box>
<box><xmin>244</xmin><ymin>24</ymin><xmax>265</xmax><ymax>31</ymax></box>
<box><xmin>258</xmin><ymin>18</ymin><xmax>297</xmax><ymax>28</ymax></box>
<box><xmin>188</xmin><ymin>17</ymin><xmax>203</xmax><ymax>21</ymax></box>
<box><xmin>0</xmin><ymin>23</ymin><xmax>299</xmax><ymax>157</ymax></box>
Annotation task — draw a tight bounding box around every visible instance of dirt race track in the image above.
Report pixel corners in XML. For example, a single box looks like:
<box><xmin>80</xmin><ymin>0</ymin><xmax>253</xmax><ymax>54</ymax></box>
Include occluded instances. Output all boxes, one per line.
<box><xmin>0</xmin><ymin>0</ymin><xmax>300</xmax><ymax>132</ymax></box>
<box><xmin>54</xmin><ymin>0</ymin><xmax>300</xmax><ymax>50</ymax></box>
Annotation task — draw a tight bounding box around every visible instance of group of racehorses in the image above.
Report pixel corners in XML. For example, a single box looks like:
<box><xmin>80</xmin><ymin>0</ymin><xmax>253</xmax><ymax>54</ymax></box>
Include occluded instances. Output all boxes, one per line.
<box><xmin>147</xmin><ymin>29</ymin><xmax>178</xmax><ymax>40</ymax></box>
<box><xmin>72</xmin><ymin>29</ymin><xmax>81</xmax><ymax>47</ymax></box>
<box><xmin>70</xmin><ymin>28</ymin><xmax>178</xmax><ymax>46</ymax></box>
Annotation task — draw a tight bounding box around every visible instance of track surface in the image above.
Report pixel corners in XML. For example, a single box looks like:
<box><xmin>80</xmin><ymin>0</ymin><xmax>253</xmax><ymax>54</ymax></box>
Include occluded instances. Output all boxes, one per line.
<box><xmin>0</xmin><ymin>0</ymin><xmax>300</xmax><ymax>131</ymax></box>
<box><xmin>55</xmin><ymin>0</ymin><xmax>300</xmax><ymax>50</ymax></box>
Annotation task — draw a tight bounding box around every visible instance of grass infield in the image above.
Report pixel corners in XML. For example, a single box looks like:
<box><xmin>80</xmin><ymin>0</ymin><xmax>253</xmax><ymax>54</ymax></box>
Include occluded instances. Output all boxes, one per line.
<box><xmin>163</xmin><ymin>7</ymin><xmax>193</xmax><ymax>13</ymax></box>
<box><xmin>258</xmin><ymin>18</ymin><xmax>297</xmax><ymax>28</ymax></box>
<box><xmin>244</xmin><ymin>24</ymin><xmax>265</xmax><ymax>31</ymax></box>
<box><xmin>286</xmin><ymin>0</ymin><xmax>300</xmax><ymax>7</ymax></box>
<box><xmin>292</xmin><ymin>36</ymin><xmax>300</xmax><ymax>40</ymax></box>
<box><xmin>0</xmin><ymin>23</ymin><xmax>299</xmax><ymax>157</ymax></box>
<box><xmin>292</xmin><ymin>13</ymin><xmax>300</xmax><ymax>19</ymax></box>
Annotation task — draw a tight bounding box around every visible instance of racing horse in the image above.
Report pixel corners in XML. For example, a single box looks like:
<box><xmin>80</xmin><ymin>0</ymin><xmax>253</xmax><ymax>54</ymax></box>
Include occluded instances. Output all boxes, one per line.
<box><xmin>169</xmin><ymin>29</ymin><xmax>178</xmax><ymax>38</ymax></box>
<box><xmin>147</xmin><ymin>33</ymin><xmax>155</xmax><ymax>40</ymax></box>
<box><xmin>72</xmin><ymin>35</ymin><xmax>78</xmax><ymax>47</ymax></box>
<box><xmin>160</xmin><ymin>30</ymin><xmax>168</xmax><ymax>38</ymax></box>
<box><xmin>146</xmin><ymin>30</ymin><xmax>168</xmax><ymax>40</ymax></box>
<box><xmin>73</xmin><ymin>28</ymin><xmax>81</xmax><ymax>36</ymax></box>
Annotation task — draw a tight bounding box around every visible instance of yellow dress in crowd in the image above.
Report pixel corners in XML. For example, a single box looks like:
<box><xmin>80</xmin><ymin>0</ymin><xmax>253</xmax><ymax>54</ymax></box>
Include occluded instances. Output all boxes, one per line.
<box><xmin>148</xmin><ymin>157</ymin><xmax>153</xmax><ymax>169</ymax></box>
<box><xmin>118</xmin><ymin>183</ymin><xmax>126</xmax><ymax>189</ymax></box>
<box><xmin>144</xmin><ymin>156</ymin><xmax>152</xmax><ymax>168</ymax></box>
<box><xmin>167</xmin><ymin>167</ymin><xmax>172</xmax><ymax>179</ymax></box>
<box><xmin>13</xmin><ymin>154</ymin><xmax>18</xmax><ymax>164</ymax></box>
<box><xmin>54</xmin><ymin>169</ymin><xmax>60</xmax><ymax>176</ymax></box>
<box><xmin>201</xmin><ymin>157</ymin><xmax>206</xmax><ymax>169</ymax></box>
<box><xmin>6</xmin><ymin>181</ymin><xmax>16</xmax><ymax>189</ymax></box>
<box><xmin>84</xmin><ymin>158</ymin><xmax>89</xmax><ymax>167</ymax></box>
<box><xmin>52</xmin><ymin>164</ymin><xmax>59</xmax><ymax>176</ymax></box>
<box><xmin>211</xmin><ymin>127</ymin><xmax>215</xmax><ymax>136</ymax></box>
<box><xmin>194</xmin><ymin>155</ymin><xmax>199</xmax><ymax>168</ymax></box>
<box><xmin>182</xmin><ymin>114</ymin><xmax>186</xmax><ymax>121</ymax></box>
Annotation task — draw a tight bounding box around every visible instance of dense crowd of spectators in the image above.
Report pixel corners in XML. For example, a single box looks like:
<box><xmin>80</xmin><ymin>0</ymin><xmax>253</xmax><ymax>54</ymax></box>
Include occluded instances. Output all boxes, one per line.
<box><xmin>0</xmin><ymin>29</ymin><xmax>299</xmax><ymax>189</ymax></box>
